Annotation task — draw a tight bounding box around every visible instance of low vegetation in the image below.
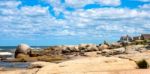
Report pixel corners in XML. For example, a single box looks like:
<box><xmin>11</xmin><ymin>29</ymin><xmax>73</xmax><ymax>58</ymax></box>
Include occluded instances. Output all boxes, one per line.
<box><xmin>136</xmin><ymin>59</ymin><xmax>149</xmax><ymax>69</ymax></box>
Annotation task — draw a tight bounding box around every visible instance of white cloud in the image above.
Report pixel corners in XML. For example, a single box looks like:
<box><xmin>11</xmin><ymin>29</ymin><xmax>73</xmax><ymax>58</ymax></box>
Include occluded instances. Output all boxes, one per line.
<box><xmin>0</xmin><ymin>0</ymin><xmax>21</xmax><ymax>8</ymax></box>
<box><xmin>0</xmin><ymin>0</ymin><xmax>150</xmax><ymax>40</ymax></box>
<box><xmin>20</xmin><ymin>6</ymin><xmax>49</xmax><ymax>16</ymax></box>
<box><xmin>139</xmin><ymin>4</ymin><xmax>150</xmax><ymax>9</ymax></box>
<box><xmin>44</xmin><ymin>0</ymin><xmax>121</xmax><ymax>9</ymax></box>
<box><xmin>65</xmin><ymin>0</ymin><xmax>121</xmax><ymax>8</ymax></box>
<box><xmin>56</xmin><ymin>30</ymin><xmax>76</xmax><ymax>36</ymax></box>
<box><xmin>143</xmin><ymin>24</ymin><xmax>150</xmax><ymax>29</ymax></box>
<box><xmin>98</xmin><ymin>0</ymin><xmax>121</xmax><ymax>6</ymax></box>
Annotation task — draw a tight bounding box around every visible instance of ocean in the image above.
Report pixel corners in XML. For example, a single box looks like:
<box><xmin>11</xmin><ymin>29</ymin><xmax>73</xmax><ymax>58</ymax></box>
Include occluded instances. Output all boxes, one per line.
<box><xmin>0</xmin><ymin>46</ymin><xmax>49</xmax><ymax>52</ymax></box>
<box><xmin>0</xmin><ymin>46</ymin><xmax>49</xmax><ymax>68</ymax></box>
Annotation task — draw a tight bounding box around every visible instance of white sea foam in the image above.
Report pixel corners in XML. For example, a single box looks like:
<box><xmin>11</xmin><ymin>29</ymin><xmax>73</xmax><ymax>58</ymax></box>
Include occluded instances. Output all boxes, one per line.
<box><xmin>31</xmin><ymin>47</ymin><xmax>42</xmax><ymax>50</ymax></box>
<box><xmin>0</xmin><ymin>52</ymin><xmax>13</xmax><ymax>56</ymax></box>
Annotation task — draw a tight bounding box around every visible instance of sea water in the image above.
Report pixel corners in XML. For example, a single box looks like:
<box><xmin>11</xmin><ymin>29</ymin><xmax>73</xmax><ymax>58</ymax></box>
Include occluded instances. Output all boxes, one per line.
<box><xmin>0</xmin><ymin>46</ymin><xmax>48</xmax><ymax>68</ymax></box>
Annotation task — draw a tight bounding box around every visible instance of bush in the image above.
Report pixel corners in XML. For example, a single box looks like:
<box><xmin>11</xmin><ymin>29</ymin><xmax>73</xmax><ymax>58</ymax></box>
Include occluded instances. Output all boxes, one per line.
<box><xmin>136</xmin><ymin>59</ymin><xmax>149</xmax><ymax>69</ymax></box>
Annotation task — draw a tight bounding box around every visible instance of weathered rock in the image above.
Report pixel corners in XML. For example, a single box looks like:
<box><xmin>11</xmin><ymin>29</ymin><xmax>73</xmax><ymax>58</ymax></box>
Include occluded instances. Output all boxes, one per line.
<box><xmin>116</xmin><ymin>52</ymin><xmax>150</xmax><ymax>62</ymax></box>
<box><xmin>15</xmin><ymin>44</ymin><xmax>31</xmax><ymax>58</ymax></box>
<box><xmin>30</xmin><ymin>50</ymin><xmax>44</xmax><ymax>57</ymax></box>
<box><xmin>29</xmin><ymin>61</ymin><xmax>52</xmax><ymax>68</ymax></box>
<box><xmin>84</xmin><ymin>52</ymin><xmax>98</xmax><ymax>57</ymax></box>
<box><xmin>37</xmin><ymin>57</ymin><xmax>137</xmax><ymax>74</ymax></box>
<box><xmin>110</xmin><ymin>42</ymin><xmax>122</xmax><ymax>48</ymax></box>
<box><xmin>112</xmin><ymin>47</ymin><xmax>125</xmax><ymax>54</ymax></box>
<box><xmin>101</xmin><ymin>49</ymin><xmax>113</xmax><ymax>56</ymax></box>
<box><xmin>99</xmin><ymin>44</ymin><xmax>109</xmax><ymax>50</ymax></box>
<box><xmin>78</xmin><ymin>44</ymin><xmax>98</xmax><ymax>52</ymax></box>
<box><xmin>0</xmin><ymin>68</ymin><xmax>39</xmax><ymax>74</ymax></box>
<box><xmin>124</xmin><ymin>45</ymin><xmax>145</xmax><ymax>54</ymax></box>
<box><xmin>62</xmin><ymin>45</ymin><xmax>79</xmax><ymax>54</ymax></box>
<box><xmin>146</xmin><ymin>45</ymin><xmax>150</xmax><ymax>49</ymax></box>
<box><xmin>43</xmin><ymin>46</ymin><xmax>62</xmax><ymax>56</ymax></box>
<box><xmin>126</xmin><ymin>45</ymin><xmax>144</xmax><ymax>51</ymax></box>
<box><xmin>67</xmin><ymin>45</ymin><xmax>79</xmax><ymax>52</ymax></box>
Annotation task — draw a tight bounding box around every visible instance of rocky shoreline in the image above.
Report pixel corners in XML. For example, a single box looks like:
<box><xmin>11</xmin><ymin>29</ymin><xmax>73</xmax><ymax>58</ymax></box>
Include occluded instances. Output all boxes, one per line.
<box><xmin>0</xmin><ymin>40</ymin><xmax>150</xmax><ymax>74</ymax></box>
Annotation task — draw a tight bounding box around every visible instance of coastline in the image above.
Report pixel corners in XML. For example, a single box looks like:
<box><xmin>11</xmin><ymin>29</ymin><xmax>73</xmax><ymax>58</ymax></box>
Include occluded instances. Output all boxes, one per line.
<box><xmin>0</xmin><ymin>38</ymin><xmax>150</xmax><ymax>74</ymax></box>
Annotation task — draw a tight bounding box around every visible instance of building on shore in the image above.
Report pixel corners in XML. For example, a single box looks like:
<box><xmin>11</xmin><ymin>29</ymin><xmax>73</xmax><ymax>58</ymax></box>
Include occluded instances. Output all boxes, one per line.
<box><xmin>133</xmin><ymin>36</ymin><xmax>141</xmax><ymax>41</ymax></box>
<box><xmin>141</xmin><ymin>34</ymin><xmax>150</xmax><ymax>40</ymax></box>
<box><xmin>118</xmin><ymin>34</ymin><xmax>150</xmax><ymax>45</ymax></box>
<box><xmin>119</xmin><ymin>35</ymin><xmax>133</xmax><ymax>42</ymax></box>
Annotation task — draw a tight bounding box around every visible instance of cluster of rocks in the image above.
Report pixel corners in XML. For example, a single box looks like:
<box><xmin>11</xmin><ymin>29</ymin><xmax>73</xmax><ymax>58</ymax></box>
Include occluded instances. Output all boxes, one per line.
<box><xmin>14</xmin><ymin>43</ymin><xmax>149</xmax><ymax>60</ymax></box>
<box><xmin>14</xmin><ymin>44</ymin><xmax>107</xmax><ymax>57</ymax></box>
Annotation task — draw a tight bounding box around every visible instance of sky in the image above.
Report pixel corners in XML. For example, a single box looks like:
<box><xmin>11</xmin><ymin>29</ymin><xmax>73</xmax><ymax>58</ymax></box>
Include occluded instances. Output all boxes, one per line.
<box><xmin>0</xmin><ymin>0</ymin><xmax>150</xmax><ymax>46</ymax></box>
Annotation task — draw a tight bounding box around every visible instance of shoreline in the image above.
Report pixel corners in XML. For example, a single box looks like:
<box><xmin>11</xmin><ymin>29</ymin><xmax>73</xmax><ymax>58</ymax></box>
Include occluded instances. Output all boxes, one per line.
<box><xmin>0</xmin><ymin>41</ymin><xmax>150</xmax><ymax>74</ymax></box>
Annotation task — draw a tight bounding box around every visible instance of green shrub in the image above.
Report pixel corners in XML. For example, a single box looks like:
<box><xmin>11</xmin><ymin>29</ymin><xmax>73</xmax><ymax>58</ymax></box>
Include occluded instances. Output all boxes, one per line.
<box><xmin>136</xmin><ymin>59</ymin><xmax>149</xmax><ymax>69</ymax></box>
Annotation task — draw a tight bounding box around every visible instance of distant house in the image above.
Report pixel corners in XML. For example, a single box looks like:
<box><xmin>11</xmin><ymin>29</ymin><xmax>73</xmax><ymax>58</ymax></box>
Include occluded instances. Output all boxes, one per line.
<box><xmin>133</xmin><ymin>36</ymin><xmax>141</xmax><ymax>41</ymax></box>
<box><xmin>119</xmin><ymin>35</ymin><xmax>133</xmax><ymax>42</ymax></box>
<box><xmin>141</xmin><ymin>34</ymin><xmax>150</xmax><ymax>40</ymax></box>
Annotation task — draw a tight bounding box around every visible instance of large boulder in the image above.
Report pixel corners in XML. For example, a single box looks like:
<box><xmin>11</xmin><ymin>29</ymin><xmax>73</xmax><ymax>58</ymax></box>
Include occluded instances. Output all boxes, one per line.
<box><xmin>15</xmin><ymin>44</ymin><xmax>31</xmax><ymax>58</ymax></box>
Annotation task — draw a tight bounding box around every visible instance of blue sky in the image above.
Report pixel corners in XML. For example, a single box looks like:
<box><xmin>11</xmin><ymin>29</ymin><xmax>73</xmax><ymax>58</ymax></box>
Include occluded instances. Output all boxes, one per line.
<box><xmin>0</xmin><ymin>0</ymin><xmax>150</xmax><ymax>46</ymax></box>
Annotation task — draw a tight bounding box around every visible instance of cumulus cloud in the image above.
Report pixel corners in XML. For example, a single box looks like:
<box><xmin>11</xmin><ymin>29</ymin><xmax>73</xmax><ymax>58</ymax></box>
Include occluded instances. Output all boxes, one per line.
<box><xmin>139</xmin><ymin>4</ymin><xmax>150</xmax><ymax>9</ymax></box>
<box><xmin>65</xmin><ymin>0</ymin><xmax>121</xmax><ymax>8</ymax></box>
<box><xmin>44</xmin><ymin>0</ymin><xmax>121</xmax><ymax>8</ymax></box>
<box><xmin>0</xmin><ymin>0</ymin><xmax>150</xmax><ymax>42</ymax></box>
<box><xmin>0</xmin><ymin>0</ymin><xmax>21</xmax><ymax>8</ymax></box>
<box><xmin>20</xmin><ymin>6</ymin><xmax>49</xmax><ymax>15</ymax></box>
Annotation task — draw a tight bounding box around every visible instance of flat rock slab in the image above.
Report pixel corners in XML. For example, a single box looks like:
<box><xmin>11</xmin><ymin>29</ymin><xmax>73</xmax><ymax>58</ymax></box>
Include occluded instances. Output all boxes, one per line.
<box><xmin>0</xmin><ymin>68</ymin><xmax>39</xmax><ymax>74</ymax></box>
<box><xmin>37</xmin><ymin>57</ymin><xmax>137</xmax><ymax>74</ymax></box>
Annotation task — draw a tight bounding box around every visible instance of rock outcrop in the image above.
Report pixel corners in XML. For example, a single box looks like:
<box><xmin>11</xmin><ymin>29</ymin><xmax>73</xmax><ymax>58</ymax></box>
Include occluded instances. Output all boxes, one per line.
<box><xmin>78</xmin><ymin>44</ymin><xmax>98</xmax><ymax>52</ymax></box>
<box><xmin>98</xmin><ymin>44</ymin><xmax>109</xmax><ymax>50</ymax></box>
<box><xmin>37</xmin><ymin>57</ymin><xmax>137</xmax><ymax>74</ymax></box>
<box><xmin>15</xmin><ymin>44</ymin><xmax>31</xmax><ymax>58</ymax></box>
